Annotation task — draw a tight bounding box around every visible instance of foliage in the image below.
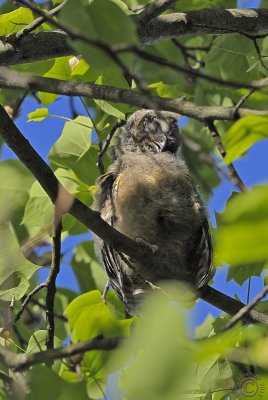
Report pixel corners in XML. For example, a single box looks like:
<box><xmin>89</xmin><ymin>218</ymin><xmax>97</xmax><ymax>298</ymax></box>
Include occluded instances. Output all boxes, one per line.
<box><xmin>0</xmin><ymin>0</ymin><xmax>268</xmax><ymax>399</ymax></box>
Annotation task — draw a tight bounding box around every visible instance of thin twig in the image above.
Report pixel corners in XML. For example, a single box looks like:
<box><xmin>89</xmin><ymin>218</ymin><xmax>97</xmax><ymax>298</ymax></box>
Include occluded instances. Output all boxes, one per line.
<box><xmin>222</xmin><ymin>285</ymin><xmax>268</xmax><ymax>331</ymax></box>
<box><xmin>138</xmin><ymin>0</ymin><xmax>177</xmax><ymax>22</ymax></box>
<box><xmin>14</xmin><ymin>283</ymin><xmax>47</xmax><ymax>323</ymax></box>
<box><xmin>97</xmin><ymin>119</ymin><xmax>125</xmax><ymax>174</ymax></box>
<box><xmin>45</xmin><ymin>221</ymin><xmax>62</xmax><ymax>350</ymax></box>
<box><xmin>172</xmin><ymin>39</ymin><xmax>205</xmax><ymax>68</ymax></box>
<box><xmin>13</xmin><ymin>0</ymin><xmax>67</xmax><ymax>41</ymax></box>
<box><xmin>30</xmin><ymin>298</ymin><xmax>67</xmax><ymax>322</ymax></box>
<box><xmin>205</xmin><ymin>120</ymin><xmax>248</xmax><ymax>193</ymax></box>
<box><xmin>252</xmin><ymin>37</ymin><xmax>268</xmax><ymax>72</ymax></box>
<box><xmin>0</xmin><ymin>336</ymin><xmax>121</xmax><ymax>371</ymax></box>
<box><xmin>232</xmin><ymin>88</ymin><xmax>256</xmax><ymax>118</ymax></box>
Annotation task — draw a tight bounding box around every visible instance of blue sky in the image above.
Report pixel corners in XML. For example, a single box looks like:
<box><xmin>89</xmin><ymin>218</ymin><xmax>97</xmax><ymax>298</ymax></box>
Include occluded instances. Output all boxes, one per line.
<box><xmin>0</xmin><ymin>0</ymin><xmax>266</xmax><ymax>329</ymax></box>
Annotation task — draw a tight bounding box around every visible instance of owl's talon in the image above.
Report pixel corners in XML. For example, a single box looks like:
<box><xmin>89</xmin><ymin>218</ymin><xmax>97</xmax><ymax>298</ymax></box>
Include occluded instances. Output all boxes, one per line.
<box><xmin>136</xmin><ymin>238</ymin><xmax>158</xmax><ymax>254</ymax></box>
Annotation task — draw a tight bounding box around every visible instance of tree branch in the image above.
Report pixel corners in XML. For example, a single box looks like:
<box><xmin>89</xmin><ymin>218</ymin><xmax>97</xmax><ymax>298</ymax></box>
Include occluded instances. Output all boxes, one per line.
<box><xmin>199</xmin><ymin>286</ymin><xmax>268</xmax><ymax>325</ymax></box>
<box><xmin>0</xmin><ymin>67</ymin><xmax>268</xmax><ymax>121</ymax></box>
<box><xmin>0</xmin><ymin>337</ymin><xmax>120</xmax><ymax>371</ymax></box>
<box><xmin>13</xmin><ymin>0</ymin><xmax>67</xmax><ymax>41</ymax></box>
<box><xmin>138</xmin><ymin>0</ymin><xmax>177</xmax><ymax>22</ymax></box>
<box><xmin>138</xmin><ymin>8</ymin><xmax>268</xmax><ymax>43</ymax></box>
<box><xmin>0</xmin><ymin>31</ymin><xmax>74</xmax><ymax>66</ymax></box>
<box><xmin>1</xmin><ymin>9</ymin><xmax>268</xmax><ymax>65</ymax></box>
<box><xmin>222</xmin><ymin>284</ymin><xmax>268</xmax><ymax>330</ymax></box>
<box><xmin>0</xmin><ymin>105</ymin><xmax>268</xmax><ymax>325</ymax></box>
<box><xmin>205</xmin><ymin>121</ymin><xmax>248</xmax><ymax>193</ymax></box>
<box><xmin>45</xmin><ymin>222</ymin><xmax>62</xmax><ymax>350</ymax></box>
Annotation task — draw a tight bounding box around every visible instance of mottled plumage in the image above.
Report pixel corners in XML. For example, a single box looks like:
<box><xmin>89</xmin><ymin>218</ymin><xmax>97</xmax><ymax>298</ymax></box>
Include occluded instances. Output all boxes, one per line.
<box><xmin>94</xmin><ymin>109</ymin><xmax>214</xmax><ymax>314</ymax></box>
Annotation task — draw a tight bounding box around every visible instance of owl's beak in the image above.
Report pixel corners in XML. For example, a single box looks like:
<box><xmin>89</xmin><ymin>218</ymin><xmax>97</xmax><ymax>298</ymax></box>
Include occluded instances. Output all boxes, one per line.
<box><xmin>152</xmin><ymin>135</ymin><xmax>167</xmax><ymax>152</ymax></box>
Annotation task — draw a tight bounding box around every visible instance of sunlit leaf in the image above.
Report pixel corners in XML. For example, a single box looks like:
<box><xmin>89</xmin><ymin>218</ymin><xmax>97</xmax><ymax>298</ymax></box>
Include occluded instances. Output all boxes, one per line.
<box><xmin>27</xmin><ymin>108</ymin><xmax>49</xmax><ymax>122</ymax></box>
<box><xmin>216</xmin><ymin>186</ymin><xmax>268</xmax><ymax>265</ymax></box>
<box><xmin>222</xmin><ymin>116</ymin><xmax>268</xmax><ymax>164</ymax></box>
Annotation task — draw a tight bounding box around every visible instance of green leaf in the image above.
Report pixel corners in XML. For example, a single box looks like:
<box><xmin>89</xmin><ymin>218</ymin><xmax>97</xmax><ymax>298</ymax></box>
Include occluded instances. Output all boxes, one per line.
<box><xmin>216</xmin><ymin>186</ymin><xmax>268</xmax><ymax>266</ymax></box>
<box><xmin>222</xmin><ymin>116</ymin><xmax>268</xmax><ymax>164</ymax></box>
<box><xmin>60</xmin><ymin>0</ymin><xmax>136</xmax><ymax>73</ymax></box>
<box><xmin>117</xmin><ymin>285</ymin><xmax>190</xmax><ymax>400</ymax></box>
<box><xmin>26</xmin><ymin>366</ymin><xmax>88</xmax><ymax>400</ymax></box>
<box><xmin>149</xmin><ymin>81</ymin><xmax>193</xmax><ymax>99</ymax></box>
<box><xmin>175</xmin><ymin>0</ymin><xmax>236</xmax><ymax>10</ymax></box>
<box><xmin>49</xmin><ymin>116</ymin><xmax>93</xmax><ymax>167</ymax></box>
<box><xmin>227</xmin><ymin>263</ymin><xmax>264</xmax><ymax>286</ymax></box>
<box><xmin>39</xmin><ymin>57</ymin><xmax>74</xmax><ymax>106</ymax></box>
<box><xmin>26</xmin><ymin>330</ymin><xmax>62</xmax><ymax>353</ymax></box>
<box><xmin>64</xmin><ymin>290</ymin><xmax>133</xmax><ymax>341</ymax></box>
<box><xmin>22</xmin><ymin>168</ymin><xmax>78</xmax><ymax>232</ymax></box>
<box><xmin>0</xmin><ymin>160</ymin><xmax>34</xmax><ymax>226</ymax></box>
<box><xmin>49</xmin><ymin>116</ymin><xmax>100</xmax><ymax>185</ymax></box>
<box><xmin>27</xmin><ymin>108</ymin><xmax>49</xmax><ymax>122</ymax></box>
<box><xmin>0</xmin><ymin>223</ymin><xmax>40</xmax><ymax>301</ymax></box>
<box><xmin>0</xmin><ymin>7</ymin><xmax>34</xmax><ymax>35</ymax></box>
<box><xmin>71</xmin><ymin>240</ymin><xmax>107</xmax><ymax>293</ymax></box>
<box><xmin>205</xmin><ymin>34</ymin><xmax>258</xmax><ymax>83</ymax></box>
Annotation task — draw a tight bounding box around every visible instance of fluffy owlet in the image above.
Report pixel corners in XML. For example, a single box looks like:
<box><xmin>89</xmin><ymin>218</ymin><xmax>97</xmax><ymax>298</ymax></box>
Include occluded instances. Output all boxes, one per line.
<box><xmin>94</xmin><ymin>109</ymin><xmax>214</xmax><ymax>314</ymax></box>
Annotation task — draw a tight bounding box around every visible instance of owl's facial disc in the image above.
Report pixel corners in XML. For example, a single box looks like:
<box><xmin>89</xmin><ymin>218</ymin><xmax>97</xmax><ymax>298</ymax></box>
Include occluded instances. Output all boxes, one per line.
<box><xmin>137</xmin><ymin>111</ymin><xmax>180</xmax><ymax>154</ymax></box>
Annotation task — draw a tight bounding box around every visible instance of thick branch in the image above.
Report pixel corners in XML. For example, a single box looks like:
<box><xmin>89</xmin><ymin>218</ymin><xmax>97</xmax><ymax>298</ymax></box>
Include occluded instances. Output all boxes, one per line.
<box><xmin>138</xmin><ymin>8</ymin><xmax>268</xmax><ymax>43</ymax></box>
<box><xmin>0</xmin><ymin>67</ymin><xmax>267</xmax><ymax>121</ymax></box>
<box><xmin>200</xmin><ymin>286</ymin><xmax>268</xmax><ymax>325</ymax></box>
<box><xmin>0</xmin><ymin>31</ymin><xmax>74</xmax><ymax>66</ymax></box>
<box><xmin>0</xmin><ymin>337</ymin><xmax>120</xmax><ymax>371</ymax></box>
<box><xmin>1</xmin><ymin>9</ymin><xmax>268</xmax><ymax>65</ymax></box>
<box><xmin>0</xmin><ymin>105</ymin><xmax>268</xmax><ymax>326</ymax></box>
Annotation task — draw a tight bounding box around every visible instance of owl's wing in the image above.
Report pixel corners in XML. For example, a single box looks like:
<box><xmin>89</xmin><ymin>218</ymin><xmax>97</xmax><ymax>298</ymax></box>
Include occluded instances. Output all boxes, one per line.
<box><xmin>193</xmin><ymin>217</ymin><xmax>214</xmax><ymax>289</ymax></box>
<box><xmin>95</xmin><ymin>173</ymin><xmax>134</xmax><ymax>305</ymax></box>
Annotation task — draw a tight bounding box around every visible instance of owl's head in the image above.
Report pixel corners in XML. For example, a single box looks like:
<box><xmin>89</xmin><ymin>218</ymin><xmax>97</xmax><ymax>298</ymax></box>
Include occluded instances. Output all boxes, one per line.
<box><xmin>115</xmin><ymin>109</ymin><xmax>180</xmax><ymax>157</ymax></box>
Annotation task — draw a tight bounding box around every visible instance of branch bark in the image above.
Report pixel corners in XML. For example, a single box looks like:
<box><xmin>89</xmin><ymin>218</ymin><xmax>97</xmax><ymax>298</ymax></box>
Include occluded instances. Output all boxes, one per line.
<box><xmin>0</xmin><ymin>104</ymin><xmax>268</xmax><ymax>326</ymax></box>
<box><xmin>138</xmin><ymin>8</ymin><xmax>268</xmax><ymax>43</ymax></box>
<box><xmin>0</xmin><ymin>31</ymin><xmax>74</xmax><ymax>66</ymax></box>
<box><xmin>0</xmin><ymin>67</ymin><xmax>267</xmax><ymax>121</ymax></box>
<box><xmin>1</xmin><ymin>9</ymin><xmax>268</xmax><ymax>65</ymax></box>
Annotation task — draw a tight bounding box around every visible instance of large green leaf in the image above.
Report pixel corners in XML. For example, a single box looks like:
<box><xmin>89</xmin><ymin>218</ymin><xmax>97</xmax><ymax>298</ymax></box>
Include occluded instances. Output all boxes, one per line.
<box><xmin>116</xmin><ymin>285</ymin><xmax>191</xmax><ymax>400</ymax></box>
<box><xmin>0</xmin><ymin>160</ymin><xmax>34</xmax><ymax>225</ymax></box>
<box><xmin>60</xmin><ymin>0</ymin><xmax>137</xmax><ymax>73</ymax></box>
<box><xmin>26</xmin><ymin>366</ymin><xmax>88</xmax><ymax>400</ymax></box>
<box><xmin>64</xmin><ymin>290</ymin><xmax>133</xmax><ymax>341</ymax></box>
<box><xmin>0</xmin><ymin>7</ymin><xmax>34</xmax><ymax>35</ymax></box>
<box><xmin>216</xmin><ymin>186</ymin><xmax>268</xmax><ymax>266</ymax></box>
<box><xmin>22</xmin><ymin>168</ymin><xmax>78</xmax><ymax>232</ymax></box>
<box><xmin>0</xmin><ymin>223</ymin><xmax>40</xmax><ymax>301</ymax></box>
<box><xmin>26</xmin><ymin>330</ymin><xmax>62</xmax><ymax>353</ymax></box>
<box><xmin>49</xmin><ymin>116</ymin><xmax>100</xmax><ymax>185</ymax></box>
<box><xmin>205</xmin><ymin>34</ymin><xmax>259</xmax><ymax>83</ymax></box>
<box><xmin>222</xmin><ymin>116</ymin><xmax>268</xmax><ymax>164</ymax></box>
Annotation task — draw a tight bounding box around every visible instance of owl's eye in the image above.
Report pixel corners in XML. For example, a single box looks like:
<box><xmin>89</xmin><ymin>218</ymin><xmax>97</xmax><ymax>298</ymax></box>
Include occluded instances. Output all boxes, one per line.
<box><xmin>144</xmin><ymin>115</ymin><xmax>156</xmax><ymax>123</ymax></box>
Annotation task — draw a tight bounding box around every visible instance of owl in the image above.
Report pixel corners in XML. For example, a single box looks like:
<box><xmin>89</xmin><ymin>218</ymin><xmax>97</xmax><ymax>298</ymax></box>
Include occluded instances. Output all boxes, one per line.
<box><xmin>94</xmin><ymin>109</ymin><xmax>214</xmax><ymax>314</ymax></box>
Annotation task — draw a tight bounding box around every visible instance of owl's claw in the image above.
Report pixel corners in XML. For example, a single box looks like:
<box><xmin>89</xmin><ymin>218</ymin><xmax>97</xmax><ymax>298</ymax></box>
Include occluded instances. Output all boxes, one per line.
<box><xmin>136</xmin><ymin>238</ymin><xmax>158</xmax><ymax>254</ymax></box>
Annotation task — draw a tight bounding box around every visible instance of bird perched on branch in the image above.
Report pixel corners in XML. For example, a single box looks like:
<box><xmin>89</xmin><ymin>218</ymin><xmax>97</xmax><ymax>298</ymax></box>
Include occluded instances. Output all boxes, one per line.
<box><xmin>94</xmin><ymin>109</ymin><xmax>214</xmax><ymax>314</ymax></box>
